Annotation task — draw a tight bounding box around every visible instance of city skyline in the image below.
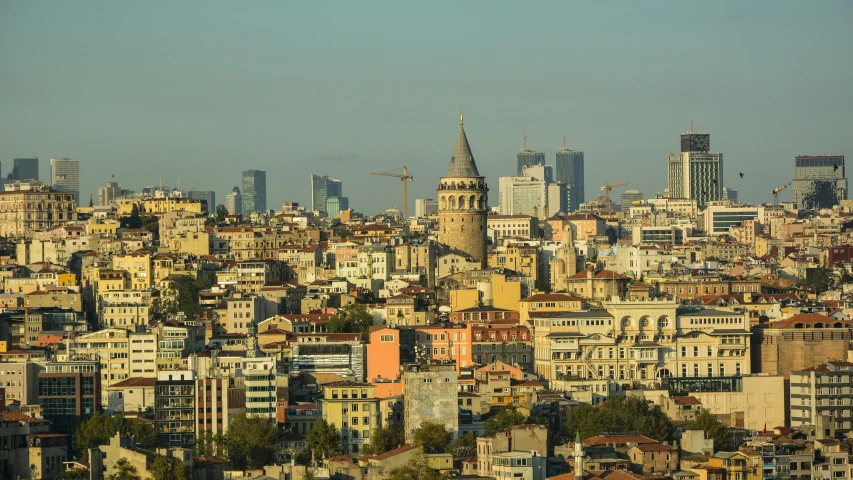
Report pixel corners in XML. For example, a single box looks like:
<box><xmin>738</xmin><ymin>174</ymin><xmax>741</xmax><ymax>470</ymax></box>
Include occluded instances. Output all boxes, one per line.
<box><xmin>1</xmin><ymin>2</ymin><xmax>851</xmax><ymax>214</ymax></box>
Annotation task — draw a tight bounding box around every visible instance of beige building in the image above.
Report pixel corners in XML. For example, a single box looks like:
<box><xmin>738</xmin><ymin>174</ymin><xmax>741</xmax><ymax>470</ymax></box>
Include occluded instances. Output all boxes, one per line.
<box><xmin>74</xmin><ymin>328</ymin><xmax>158</xmax><ymax>406</ymax></box>
<box><xmin>0</xmin><ymin>182</ymin><xmax>77</xmax><ymax>237</ymax></box>
<box><xmin>112</xmin><ymin>252</ymin><xmax>152</xmax><ymax>291</ymax></box>
<box><xmin>533</xmin><ymin>301</ymin><xmax>751</xmax><ymax>386</ymax></box>
<box><xmin>476</xmin><ymin>425</ymin><xmax>547</xmax><ymax>478</ymax></box>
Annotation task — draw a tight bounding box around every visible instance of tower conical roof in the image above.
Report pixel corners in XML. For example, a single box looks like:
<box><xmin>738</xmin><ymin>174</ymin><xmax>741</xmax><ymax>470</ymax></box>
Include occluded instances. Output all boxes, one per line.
<box><xmin>445</xmin><ymin>113</ymin><xmax>481</xmax><ymax>178</ymax></box>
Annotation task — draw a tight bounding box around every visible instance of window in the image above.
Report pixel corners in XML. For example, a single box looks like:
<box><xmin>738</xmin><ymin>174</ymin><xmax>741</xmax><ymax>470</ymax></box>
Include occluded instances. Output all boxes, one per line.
<box><xmin>380</xmin><ymin>334</ymin><xmax>394</xmax><ymax>342</ymax></box>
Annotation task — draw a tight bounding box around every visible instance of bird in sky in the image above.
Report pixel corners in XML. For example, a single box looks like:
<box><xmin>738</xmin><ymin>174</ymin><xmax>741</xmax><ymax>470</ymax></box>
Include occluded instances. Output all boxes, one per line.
<box><xmin>739</xmin><ymin>172</ymin><xmax>744</xmax><ymax>178</ymax></box>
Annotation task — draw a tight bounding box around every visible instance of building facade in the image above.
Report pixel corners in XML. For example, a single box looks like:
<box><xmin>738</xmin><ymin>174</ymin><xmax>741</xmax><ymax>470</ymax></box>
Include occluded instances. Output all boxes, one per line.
<box><xmin>241</xmin><ymin>169</ymin><xmax>267</xmax><ymax>213</ymax></box>
<box><xmin>790</xmin><ymin>360</ymin><xmax>853</xmax><ymax>435</ymax></box>
<box><xmin>556</xmin><ymin>147</ymin><xmax>584</xmax><ymax>212</ymax></box>
<box><xmin>792</xmin><ymin>155</ymin><xmax>846</xmax><ymax>210</ymax></box>
<box><xmin>311</xmin><ymin>174</ymin><xmax>343</xmax><ymax>214</ymax></box>
<box><xmin>437</xmin><ymin>111</ymin><xmax>488</xmax><ymax>266</ymax></box>
<box><xmin>402</xmin><ymin>362</ymin><xmax>458</xmax><ymax>442</ymax></box>
<box><xmin>50</xmin><ymin>158</ymin><xmax>80</xmax><ymax>204</ymax></box>
<box><xmin>225</xmin><ymin>186</ymin><xmax>242</xmax><ymax>215</ymax></box>
<box><xmin>667</xmin><ymin>129</ymin><xmax>722</xmax><ymax>205</ymax></box>
<box><xmin>0</xmin><ymin>182</ymin><xmax>78</xmax><ymax>237</ymax></box>
<box><xmin>7</xmin><ymin>157</ymin><xmax>39</xmax><ymax>182</ymax></box>
<box><xmin>187</xmin><ymin>190</ymin><xmax>215</xmax><ymax>213</ymax></box>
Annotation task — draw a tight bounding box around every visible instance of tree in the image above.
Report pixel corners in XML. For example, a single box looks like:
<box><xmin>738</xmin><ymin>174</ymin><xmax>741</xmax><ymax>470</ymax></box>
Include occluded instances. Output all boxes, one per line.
<box><xmin>225</xmin><ymin>413</ymin><xmax>280</xmax><ymax>470</ymax></box>
<box><xmin>326</xmin><ymin>303</ymin><xmax>376</xmax><ymax>340</ymax></box>
<box><xmin>364</xmin><ymin>424</ymin><xmax>404</xmax><ymax>456</ymax></box>
<box><xmin>107</xmin><ymin>458</ymin><xmax>141</xmax><ymax>480</ymax></box>
<box><xmin>686</xmin><ymin>409</ymin><xmax>729</xmax><ymax>452</ymax></box>
<box><xmin>196</xmin><ymin>431</ymin><xmax>227</xmax><ymax>457</ymax></box>
<box><xmin>413</xmin><ymin>421</ymin><xmax>453</xmax><ymax>454</ymax></box>
<box><xmin>305</xmin><ymin>419</ymin><xmax>341</xmax><ymax>463</ymax></box>
<box><xmin>55</xmin><ymin>469</ymin><xmax>91</xmax><ymax>480</ymax></box>
<box><xmin>150</xmin><ymin>456</ymin><xmax>190</xmax><ymax>480</ymax></box>
<box><xmin>388</xmin><ymin>453</ymin><xmax>448</xmax><ymax>480</ymax></box>
<box><xmin>484</xmin><ymin>406</ymin><xmax>526</xmax><ymax>436</ymax></box>
<box><xmin>215</xmin><ymin>204</ymin><xmax>228</xmax><ymax>223</ymax></box>
<box><xmin>564</xmin><ymin>396</ymin><xmax>672</xmax><ymax>442</ymax></box>
<box><xmin>76</xmin><ymin>413</ymin><xmax>157</xmax><ymax>460</ymax></box>
<box><xmin>449</xmin><ymin>433</ymin><xmax>476</xmax><ymax>460</ymax></box>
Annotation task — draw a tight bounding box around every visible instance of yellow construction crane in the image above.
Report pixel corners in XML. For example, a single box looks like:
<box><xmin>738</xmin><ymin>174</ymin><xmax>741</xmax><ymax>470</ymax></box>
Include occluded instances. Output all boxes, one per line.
<box><xmin>371</xmin><ymin>166</ymin><xmax>414</xmax><ymax>219</ymax></box>
<box><xmin>772</xmin><ymin>182</ymin><xmax>791</xmax><ymax>209</ymax></box>
<box><xmin>601</xmin><ymin>181</ymin><xmax>630</xmax><ymax>215</ymax></box>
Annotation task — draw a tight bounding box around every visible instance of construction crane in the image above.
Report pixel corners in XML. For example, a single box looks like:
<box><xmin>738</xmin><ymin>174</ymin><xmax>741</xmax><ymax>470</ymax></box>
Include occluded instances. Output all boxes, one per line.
<box><xmin>601</xmin><ymin>181</ymin><xmax>630</xmax><ymax>215</ymax></box>
<box><xmin>371</xmin><ymin>167</ymin><xmax>414</xmax><ymax>219</ymax></box>
<box><xmin>772</xmin><ymin>182</ymin><xmax>791</xmax><ymax>209</ymax></box>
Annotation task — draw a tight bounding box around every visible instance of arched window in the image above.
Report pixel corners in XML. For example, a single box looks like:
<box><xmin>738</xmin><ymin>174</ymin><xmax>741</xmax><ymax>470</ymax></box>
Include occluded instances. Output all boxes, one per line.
<box><xmin>469</xmin><ymin>195</ymin><xmax>476</xmax><ymax>209</ymax></box>
<box><xmin>449</xmin><ymin>196</ymin><xmax>456</xmax><ymax>209</ymax></box>
<box><xmin>439</xmin><ymin>196</ymin><xmax>447</xmax><ymax>210</ymax></box>
<box><xmin>478</xmin><ymin>196</ymin><xmax>485</xmax><ymax>209</ymax></box>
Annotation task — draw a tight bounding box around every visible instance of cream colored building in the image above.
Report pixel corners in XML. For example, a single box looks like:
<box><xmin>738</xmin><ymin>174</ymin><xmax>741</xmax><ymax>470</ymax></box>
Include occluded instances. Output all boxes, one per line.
<box><xmin>688</xmin><ymin>374</ymin><xmax>785</xmax><ymax>431</ymax></box>
<box><xmin>0</xmin><ymin>182</ymin><xmax>77</xmax><ymax>237</ymax></box>
<box><xmin>112</xmin><ymin>252</ymin><xmax>152</xmax><ymax>291</ymax></box>
<box><xmin>533</xmin><ymin>300</ymin><xmax>751</xmax><ymax>386</ymax></box>
<box><xmin>73</xmin><ymin>328</ymin><xmax>158</xmax><ymax>406</ymax></box>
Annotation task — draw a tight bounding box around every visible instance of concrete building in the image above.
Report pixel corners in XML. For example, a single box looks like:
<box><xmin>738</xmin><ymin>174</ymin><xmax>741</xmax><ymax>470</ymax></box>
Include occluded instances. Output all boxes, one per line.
<box><xmin>476</xmin><ymin>424</ymin><xmax>548</xmax><ymax>478</ymax></box>
<box><xmin>241</xmin><ymin>169</ymin><xmax>267</xmax><ymax>213</ymax></box>
<box><xmin>97</xmin><ymin>181</ymin><xmax>122</xmax><ymax>206</ymax></box>
<box><xmin>498</xmin><ymin>164</ymin><xmax>568</xmax><ymax>219</ymax></box>
<box><xmin>437</xmin><ymin>111</ymin><xmax>488</xmax><ymax>266</ymax></box>
<box><xmin>325</xmin><ymin>195</ymin><xmax>349</xmax><ymax>217</ymax></box>
<box><xmin>491</xmin><ymin>451</ymin><xmax>547</xmax><ymax>480</ymax></box>
<box><xmin>620</xmin><ymin>190</ymin><xmax>644</xmax><ymax>213</ymax></box>
<box><xmin>319</xmin><ymin>381</ymin><xmax>380</xmax><ymax>457</ymax></box>
<box><xmin>403</xmin><ymin>362</ymin><xmax>458</xmax><ymax>442</ymax></box>
<box><xmin>311</xmin><ymin>174</ymin><xmax>343</xmax><ymax>214</ymax></box>
<box><xmin>154</xmin><ymin>369</ymin><xmax>196</xmax><ymax>448</ymax></box>
<box><xmin>7</xmin><ymin>157</ymin><xmax>40</xmax><ymax>182</ymax></box>
<box><xmin>225</xmin><ymin>186</ymin><xmax>242</xmax><ymax>215</ymax></box>
<box><xmin>556</xmin><ymin>145</ymin><xmax>584</xmax><ymax>212</ymax></box>
<box><xmin>517</xmin><ymin>137</ymin><xmax>545</xmax><ymax>175</ymax></box>
<box><xmin>38</xmin><ymin>352</ymin><xmax>102</xmax><ymax>439</ymax></box>
<box><xmin>667</xmin><ymin>127</ymin><xmax>722</xmax><ymax>205</ymax></box>
<box><xmin>415</xmin><ymin>198</ymin><xmax>439</xmax><ymax>217</ymax></box>
<box><xmin>790</xmin><ymin>360</ymin><xmax>853</xmax><ymax>435</ymax></box>
<box><xmin>793</xmin><ymin>155</ymin><xmax>846</xmax><ymax>210</ymax></box>
<box><xmin>703</xmin><ymin>205</ymin><xmax>765</xmax><ymax>236</ymax></box>
<box><xmin>50</xmin><ymin>157</ymin><xmax>80</xmax><ymax>204</ymax></box>
<box><xmin>0</xmin><ymin>411</ymin><xmax>70</xmax><ymax>480</ymax></box>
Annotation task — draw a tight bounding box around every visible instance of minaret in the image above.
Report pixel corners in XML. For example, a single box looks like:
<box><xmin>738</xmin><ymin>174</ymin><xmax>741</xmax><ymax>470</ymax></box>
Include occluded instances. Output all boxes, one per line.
<box><xmin>247</xmin><ymin>319</ymin><xmax>260</xmax><ymax>357</ymax></box>
<box><xmin>574</xmin><ymin>431</ymin><xmax>585</xmax><ymax>476</ymax></box>
<box><xmin>437</xmin><ymin>109</ymin><xmax>489</xmax><ymax>266</ymax></box>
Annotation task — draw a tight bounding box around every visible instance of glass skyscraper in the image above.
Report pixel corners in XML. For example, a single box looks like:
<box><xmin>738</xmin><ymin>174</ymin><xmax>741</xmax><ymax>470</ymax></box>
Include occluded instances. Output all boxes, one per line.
<box><xmin>50</xmin><ymin>158</ymin><xmax>80</xmax><ymax>204</ymax></box>
<box><xmin>8</xmin><ymin>157</ymin><xmax>40</xmax><ymax>182</ymax></box>
<box><xmin>242</xmin><ymin>170</ymin><xmax>267</xmax><ymax>213</ymax></box>
<box><xmin>311</xmin><ymin>174</ymin><xmax>343</xmax><ymax>214</ymax></box>
<box><xmin>517</xmin><ymin>149</ymin><xmax>545</xmax><ymax>176</ymax></box>
<box><xmin>556</xmin><ymin>148</ymin><xmax>585</xmax><ymax>212</ymax></box>
<box><xmin>187</xmin><ymin>190</ymin><xmax>216</xmax><ymax>213</ymax></box>
<box><xmin>793</xmin><ymin>155</ymin><xmax>846</xmax><ymax>210</ymax></box>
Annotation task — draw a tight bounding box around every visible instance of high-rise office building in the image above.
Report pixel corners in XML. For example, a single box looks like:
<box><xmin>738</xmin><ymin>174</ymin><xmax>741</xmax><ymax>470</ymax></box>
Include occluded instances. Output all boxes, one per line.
<box><xmin>242</xmin><ymin>169</ymin><xmax>267</xmax><ymax>213</ymax></box>
<box><xmin>555</xmin><ymin>143</ymin><xmax>584</xmax><ymax>211</ymax></box>
<box><xmin>325</xmin><ymin>196</ymin><xmax>349</xmax><ymax>217</ymax></box>
<box><xmin>225</xmin><ymin>186</ymin><xmax>243</xmax><ymax>215</ymax></box>
<box><xmin>50</xmin><ymin>158</ymin><xmax>80</xmax><ymax>204</ymax></box>
<box><xmin>620</xmin><ymin>190</ymin><xmax>645</xmax><ymax>213</ymax></box>
<box><xmin>311</xmin><ymin>174</ymin><xmax>343</xmax><ymax>215</ymax></box>
<box><xmin>516</xmin><ymin>135</ymin><xmax>545</xmax><ymax>175</ymax></box>
<box><xmin>7</xmin><ymin>158</ymin><xmax>39</xmax><ymax>182</ymax></box>
<box><xmin>722</xmin><ymin>187</ymin><xmax>738</xmax><ymax>204</ymax></box>
<box><xmin>98</xmin><ymin>181</ymin><xmax>121</xmax><ymax>206</ymax></box>
<box><xmin>187</xmin><ymin>190</ymin><xmax>216</xmax><ymax>213</ymax></box>
<box><xmin>793</xmin><ymin>155</ymin><xmax>846</xmax><ymax>210</ymax></box>
<box><xmin>667</xmin><ymin>125</ymin><xmax>722</xmax><ymax>205</ymax></box>
<box><xmin>498</xmin><ymin>164</ymin><xmax>567</xmax><ymax>219</ymax></box>
<box><xmin>438</xmin><ymin>111</ymin><xmax>488</xmax><ymax>266</ymax></box>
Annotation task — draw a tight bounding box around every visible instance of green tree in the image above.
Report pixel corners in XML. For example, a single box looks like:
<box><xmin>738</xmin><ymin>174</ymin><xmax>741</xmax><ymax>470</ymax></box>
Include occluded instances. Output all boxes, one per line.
<box><xmin>305</xmin><ymin>419</ymin><xmax>341</xmax><ymax>463</ymax></box>
<box><xmin>686</xmin><ymin>409</ymin><xmax>730</xmax><ymax>452</ymax></box>
<box><xmin>363</xmin><ymin>424</ymin><xmax>404</xmax><ymax>455</ymax></box>
<box><xmin>564</xmin><ymin>396</ymin><xmax>672</xmax><ymax>442</ymax></box>
<box><xmin>388</xmin><ymin>453</ymin><xmax>448</xmax><ymax>480</ymax></box>
<box><xmin>449</xmin><ymin>433</ymin><xmax>477</xmax><ymax>459</ymax></box>
<box><xmin>484</xmin><ymin>406</ymin><xmax>526</xmax><ymax>436</ymax></box>
<box><xmin>340</xmin><ymin>303</ymin><xmax>375</xmax><ymax>340</ymax></box>
<box><xmin>413</xmin><ymin>421</ymin><xmax>453</xmax><ymax>454</ymax></box>
<box><xmin>150</xmin><ymin>456</ymin><xmax>190</xmax><ymax>480</ymax></box>
<box><xmin>107</xmin><ymin>458</ymin><xmax>142</xmax><ymax>480</ymax></box>
<box><xmin>76</xmin><ymin>412</ymin><xmax>115</xmax><ymax>460</ymax></box>
<box><xmin>215</xmin><ymin>204</ymin><xmax>228</xmax><ymax>223</ymax></box>
<box><xmin>225</xmin><ymin>413</ymin><xmax>280</xmax><ymax>470</ymax></box>
<box><xmin>54</xmin><ymin>469</ymin><xmax>91</xmax><ymax>480</ymax></box>
<box><xmin>196</xmin><ymin>431</ymin><xmax>227</xmax><ymax>457</ymax></box>
<box><xmin>293</xmin><ymin>448</ymin><xmax>313</xmax><ymax>466</ymax></box>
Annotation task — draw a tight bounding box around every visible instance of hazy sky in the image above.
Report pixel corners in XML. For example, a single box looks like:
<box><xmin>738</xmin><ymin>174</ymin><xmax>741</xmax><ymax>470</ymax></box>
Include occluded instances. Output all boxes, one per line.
<box><xmin>2</xmin><ymin>1</ymin><xmax>851</xmax><ymax>213</ymax></box>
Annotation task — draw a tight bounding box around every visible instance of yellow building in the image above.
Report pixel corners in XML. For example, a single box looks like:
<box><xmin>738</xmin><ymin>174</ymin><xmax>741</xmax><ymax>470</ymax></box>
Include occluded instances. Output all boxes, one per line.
<box><xmin>708</xmin><ymin>451</ymin><xmax>761</xmax><ymax>480</ymax></box>
<box><xmin>0</xmin><ymin>182</ymin><xmax>77</xmax><ymax>237</ymax></box>
<box><xmin>86</xmin><ymin>217</ymin><xmax>119</xmax><ymax>236</ymax></box>
<box><xmin>518</xmin><ymin>293</ymin><xmax>583</xmax><ymax>323</ymax></box>
<box><xmin>115</xmin><ymin>197</ymin><xmax>204</xmax><ymax>215</ymax></box>
<box><xmin>113</xmin><ymin>252</ymin><xmax>152</xmax><ymax>291</ymax></box>
<box><xmin>320</xmin><ymin>381</ymin><xmax>380</xmax><ymax>458</ymax></box>
<box><xmin>488</xmin><ymin>243</ymin><xmax>542</xmax><ymax>285</ymax></box>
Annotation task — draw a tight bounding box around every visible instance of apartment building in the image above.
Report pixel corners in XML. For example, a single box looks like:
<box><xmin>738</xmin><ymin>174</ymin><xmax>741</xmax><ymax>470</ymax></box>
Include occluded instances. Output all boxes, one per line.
<box><xmin>155</xmin><ymin>369</ymin><xmax>196</xmax><ymax>448</ymax></box>
<box><xmin>790</xmin><ymin>361</ymin><xmax>853</xmax><ymax>435</ymax></box>
<box><xmin>319</xmin><ymin>381</ymin><xmax>380</xmax><ymax>457</ymax></box>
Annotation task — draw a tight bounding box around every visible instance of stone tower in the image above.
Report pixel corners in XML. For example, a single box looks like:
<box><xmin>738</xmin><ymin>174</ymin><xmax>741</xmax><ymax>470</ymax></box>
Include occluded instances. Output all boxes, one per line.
<box><xmin>437</xmin><ymin>110</ymin><xmax>488</xmax><ymax>266</ymax></box>
<box><xmin>550</xmin><ymin>224</ymin><xmax>579</xmax><ymax>292</ymax></box>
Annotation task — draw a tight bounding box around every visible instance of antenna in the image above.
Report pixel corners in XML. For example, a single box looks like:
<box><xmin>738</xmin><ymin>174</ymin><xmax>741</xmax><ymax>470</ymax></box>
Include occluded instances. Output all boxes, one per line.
<box><xmin>460</xmin><ymin>107</ymin><xmax>464</xmax><ymax>126</ymax></box>
<box><xmin>524</xmin><ymin>133</ymin><xmax>528</xmax><ymax>150</ymax></box>
<box><xmin>690</xmin><ymin>119</ymin><xmax>694</xmax><ymax>134</ymax></box>
<box><xmin>563</xmin><ymin>136</ymin><xmax>568</xmax><ymax>150</ymax></box>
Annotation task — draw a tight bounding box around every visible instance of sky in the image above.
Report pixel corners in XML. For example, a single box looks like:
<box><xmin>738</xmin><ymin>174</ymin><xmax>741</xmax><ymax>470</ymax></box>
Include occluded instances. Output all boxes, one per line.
<box><xmin>1</xmin><ymin>1</ymin><xmax>852</xmax><ymax>214</ymax></box>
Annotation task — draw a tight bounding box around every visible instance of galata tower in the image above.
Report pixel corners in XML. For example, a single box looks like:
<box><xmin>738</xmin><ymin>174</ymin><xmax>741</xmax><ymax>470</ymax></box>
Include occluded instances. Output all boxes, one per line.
<box><xmin>437</xmin><ymin>110</ymin><xmax>488</xmax><ymax>267</ymax></box>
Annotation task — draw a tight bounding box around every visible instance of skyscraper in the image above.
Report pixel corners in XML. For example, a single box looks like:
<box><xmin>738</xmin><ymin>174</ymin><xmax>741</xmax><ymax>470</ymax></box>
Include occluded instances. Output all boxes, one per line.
<box><xmin>516</xmin><ymin>134</ymin><xmax>545</xmax><ymax>175</ymax></box>
<box><xmin>50</xmin><ymin>158</ymin><xmax>80</xmax><ymax>204</ymax></box>
<box><xmin>437</xmin><ymin>110</ymin><xmax>488</xmax><ymax>266</ymax></box>
<box><xmin>793</xmin><ymin>155</ymin><xmax>846</xmax><ymax>210</ymax></box>
<box><xmin>7</xmin><ymin>158</ymin><xmax>39</xmax><ymax>182</ymax></box>
<box><xmin>188</xmin><ymin>190</ymin><xmax>216</xmax><ymax>213</ymax></box>
<box><xmin>241</xmin><ymin>170</ymin><xmax>267</xmax><ymax>213</ymax></box>
<box><xmin>225</xmin><ymin>186</ymin><xmax>243</xmax><ymax>215</ymax></box>
<box><xmin>325</xmin><ymin>196</ymin><xmax>349</xmax><ymax>217</ymax></box>
<box><xmin>555</xmin><ymin>140</ymin><xmax>584</xmax><ymax>211</ymax></box>
<box><xmin>667</xmin><ymin>124</ymin><xmax>722</xmax><ymax>205</ymax></box>
<box><xmin>311</xmin><ymin>174</ymin><xmax>343</xmax><ymax>214</ymax></box>
<box><xmin>499</xmin><ymin>164</ymin><xmax>567</xmax><ymax>219</ymax></box>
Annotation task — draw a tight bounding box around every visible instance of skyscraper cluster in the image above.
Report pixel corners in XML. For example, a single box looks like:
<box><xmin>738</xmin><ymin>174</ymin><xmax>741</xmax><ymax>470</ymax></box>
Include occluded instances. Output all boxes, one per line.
<box><xmin>311</xmin><ymin>174</ymin><xmax>348</xmax><ymax>217</ymax></box>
